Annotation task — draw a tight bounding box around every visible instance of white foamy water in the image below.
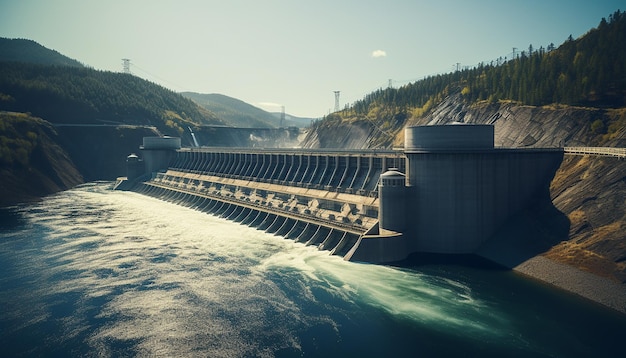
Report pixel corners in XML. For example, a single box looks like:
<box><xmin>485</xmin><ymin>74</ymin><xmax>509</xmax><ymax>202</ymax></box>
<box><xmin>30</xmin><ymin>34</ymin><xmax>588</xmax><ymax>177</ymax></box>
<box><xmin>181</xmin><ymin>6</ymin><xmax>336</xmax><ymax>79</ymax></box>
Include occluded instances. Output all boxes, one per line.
<box><xmin>2</xmin><ymin>182</ymin><xmax>623</xmax><ymax>357</ymax></box>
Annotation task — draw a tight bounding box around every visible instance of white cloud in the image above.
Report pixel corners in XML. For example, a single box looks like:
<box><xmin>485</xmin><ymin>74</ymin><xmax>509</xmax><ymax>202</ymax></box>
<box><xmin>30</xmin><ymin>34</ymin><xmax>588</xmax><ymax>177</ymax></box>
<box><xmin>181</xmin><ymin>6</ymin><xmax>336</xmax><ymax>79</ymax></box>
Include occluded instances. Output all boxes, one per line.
<box><xmin>371</xmin><ymin>50</ymin><xmax>387</xmax><ymax>58</ymax></box>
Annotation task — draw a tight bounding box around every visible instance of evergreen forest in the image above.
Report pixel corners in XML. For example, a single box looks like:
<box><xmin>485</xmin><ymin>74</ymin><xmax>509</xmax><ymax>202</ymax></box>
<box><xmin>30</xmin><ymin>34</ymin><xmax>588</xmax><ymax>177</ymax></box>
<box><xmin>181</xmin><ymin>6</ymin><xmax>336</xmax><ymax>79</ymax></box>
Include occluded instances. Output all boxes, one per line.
<box><xmin>336</xmin><ymin>10</ymin><xmax>625</xmax><ymax>127</ymax></box>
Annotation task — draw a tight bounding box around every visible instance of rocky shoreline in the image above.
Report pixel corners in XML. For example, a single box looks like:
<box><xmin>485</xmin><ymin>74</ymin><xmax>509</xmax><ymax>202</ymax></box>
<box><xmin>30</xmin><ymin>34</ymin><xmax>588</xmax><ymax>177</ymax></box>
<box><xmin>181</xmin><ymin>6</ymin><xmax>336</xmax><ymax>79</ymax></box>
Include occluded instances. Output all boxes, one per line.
<box><xmin>514</xmin><ymin>256</ymin><xmax>626</xmax><ymax>314</ymax></box>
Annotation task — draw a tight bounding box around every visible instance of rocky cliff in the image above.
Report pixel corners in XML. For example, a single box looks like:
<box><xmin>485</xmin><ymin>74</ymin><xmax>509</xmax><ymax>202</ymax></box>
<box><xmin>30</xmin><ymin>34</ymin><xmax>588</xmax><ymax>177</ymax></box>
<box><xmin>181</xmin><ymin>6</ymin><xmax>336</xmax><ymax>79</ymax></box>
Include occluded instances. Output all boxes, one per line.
<box><xmin>408</xmin><ymin>93</ymin><xmax>626</xmax><ymax>148</ymax></box>
<box><xmin>302</xmin><ymin>93</ymin><xmax>625</xmax><ymax>150</ymax></box>
<box><xmin>0</xmin><ymin>112</ymin><xmax>84</xmax><ymax>206</ymax></box>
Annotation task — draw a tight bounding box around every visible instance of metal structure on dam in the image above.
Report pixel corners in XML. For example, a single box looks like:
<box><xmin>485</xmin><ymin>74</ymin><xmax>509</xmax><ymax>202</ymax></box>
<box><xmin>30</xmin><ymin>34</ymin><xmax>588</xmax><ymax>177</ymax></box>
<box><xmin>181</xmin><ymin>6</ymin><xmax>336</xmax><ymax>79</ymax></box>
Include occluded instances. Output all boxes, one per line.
<box><xmin>117</xmin><ymin>124</ymin><xmax>564</xmax><ymax>263</ymax></box>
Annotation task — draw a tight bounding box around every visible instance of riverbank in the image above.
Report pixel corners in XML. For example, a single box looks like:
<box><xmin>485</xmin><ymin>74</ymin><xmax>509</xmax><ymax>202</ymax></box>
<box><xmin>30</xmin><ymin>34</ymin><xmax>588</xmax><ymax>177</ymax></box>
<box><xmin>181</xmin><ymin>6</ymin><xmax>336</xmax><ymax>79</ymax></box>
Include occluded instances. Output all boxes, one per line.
<box><xmin>514</xmin><ymin>256</ymin><xmax>626</xmax><ymax>314</ymax></box>
<box><xmin>476</xmin><ymin>208</ymin><xmax>626</xmax><ymax>315</ymax></box>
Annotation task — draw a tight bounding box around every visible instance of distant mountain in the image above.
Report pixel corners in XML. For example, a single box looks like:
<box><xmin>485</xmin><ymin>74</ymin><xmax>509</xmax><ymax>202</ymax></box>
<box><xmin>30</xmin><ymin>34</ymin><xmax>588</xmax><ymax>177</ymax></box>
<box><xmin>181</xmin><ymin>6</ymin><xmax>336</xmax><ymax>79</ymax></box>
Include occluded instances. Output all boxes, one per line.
<box><xmin>181</xmin><ymin>92</ymin><xmax>312</xmax><ymax>128</ymax></box>
<box><xmin>181</xmin><ymin>92</ymin><xmax>278</xmax><ymax>128</ymax></box>
<box><xmin>269</xmin><ymin>112</ymin><xmax>315</xmax><ymax>128</ymax></box>
<box><xmin>0</xmin><ymin>38</ymin><xmax>84</xmax><ymax>67</ymax></box>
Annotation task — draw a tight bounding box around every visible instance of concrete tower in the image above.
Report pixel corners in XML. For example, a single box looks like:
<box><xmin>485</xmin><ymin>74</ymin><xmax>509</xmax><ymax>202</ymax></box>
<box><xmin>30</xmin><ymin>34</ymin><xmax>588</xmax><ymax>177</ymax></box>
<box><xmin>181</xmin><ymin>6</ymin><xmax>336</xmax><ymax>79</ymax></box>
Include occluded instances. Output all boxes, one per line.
<box><xmin>378</xmin><ymin>169</ymin><xmax>407</xmax><ymax>235</ymax></box>
<box><xmin>141</xmin><ymin>136</ymin><xmax>181</xmax><ymax>175</ymax></box>
<box><xmin>126</xmin><ymin>153</ymin><xmax>144</xmax><ymax>180</ymax></box>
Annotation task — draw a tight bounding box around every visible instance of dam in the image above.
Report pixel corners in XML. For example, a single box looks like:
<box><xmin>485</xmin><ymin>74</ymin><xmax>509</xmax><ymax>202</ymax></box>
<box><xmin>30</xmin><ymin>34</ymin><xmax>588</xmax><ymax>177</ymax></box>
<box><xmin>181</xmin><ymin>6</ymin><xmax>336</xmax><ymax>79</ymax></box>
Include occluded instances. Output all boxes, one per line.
<box><xmin>116</xmin><ymin>124</ymin><xmax>564</xmax><ymax>263</ymax></box>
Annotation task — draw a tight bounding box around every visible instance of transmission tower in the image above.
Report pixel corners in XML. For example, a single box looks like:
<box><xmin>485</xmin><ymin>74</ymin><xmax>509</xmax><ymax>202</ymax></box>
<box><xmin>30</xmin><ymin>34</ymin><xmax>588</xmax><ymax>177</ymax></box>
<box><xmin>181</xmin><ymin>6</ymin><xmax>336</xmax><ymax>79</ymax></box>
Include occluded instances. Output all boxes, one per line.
<box><xmin>334</xmin><ymin>91</ymin><xmax>340</xmax><ymax>112</ymax></box>
<box><xmin>122</xmin><ymin>58</ymin><xmax>131</xmax><ymax>74</ymax></box>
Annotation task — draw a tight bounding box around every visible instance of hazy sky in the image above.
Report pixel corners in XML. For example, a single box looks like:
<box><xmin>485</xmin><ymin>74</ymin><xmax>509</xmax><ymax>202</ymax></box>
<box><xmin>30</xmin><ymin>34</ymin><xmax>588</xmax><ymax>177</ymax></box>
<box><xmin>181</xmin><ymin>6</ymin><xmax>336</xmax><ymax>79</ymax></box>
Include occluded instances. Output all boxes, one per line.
<box><xmin>1</xmin><ymin>0</ymin><xmax>623</xmax><ymax>118</ymax></box>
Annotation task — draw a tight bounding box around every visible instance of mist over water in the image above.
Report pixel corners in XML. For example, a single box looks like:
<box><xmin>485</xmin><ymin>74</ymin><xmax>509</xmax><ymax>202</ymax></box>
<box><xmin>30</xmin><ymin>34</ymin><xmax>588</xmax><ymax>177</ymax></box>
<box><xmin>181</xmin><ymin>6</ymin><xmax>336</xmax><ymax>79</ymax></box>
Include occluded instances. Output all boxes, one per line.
<box><xmin>1</xmin><ymin>183</ymin><xmax>624</xmax><ymax>357</ymax></box>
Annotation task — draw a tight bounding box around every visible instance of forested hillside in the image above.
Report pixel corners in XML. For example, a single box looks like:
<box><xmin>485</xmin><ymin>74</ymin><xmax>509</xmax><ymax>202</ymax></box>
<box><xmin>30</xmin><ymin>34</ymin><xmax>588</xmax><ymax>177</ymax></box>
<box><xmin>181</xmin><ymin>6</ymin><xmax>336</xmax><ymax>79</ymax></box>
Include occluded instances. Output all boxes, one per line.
<box><xmin>0</xmin><ymin>38</ymin><xmax>84</xmax><ymax>67</ymax></box>
<box><xmin>307</xmin><ymin>10</ymin><xmax>626</xmax><ymax>149</ymax></box>
<box><xmin>0</xmin><ymin>38</ymin><xmax>226</xmax><ymax>137</ymax></box>
<box><xmin>0</xmin><ymin>62</ymin><xmax>224</xmax><ymax>134</ymax></box>
<box><xmin>0</xmin><ymin>38</ymin><xmax>227</xmax><ymax>203</ymax></box>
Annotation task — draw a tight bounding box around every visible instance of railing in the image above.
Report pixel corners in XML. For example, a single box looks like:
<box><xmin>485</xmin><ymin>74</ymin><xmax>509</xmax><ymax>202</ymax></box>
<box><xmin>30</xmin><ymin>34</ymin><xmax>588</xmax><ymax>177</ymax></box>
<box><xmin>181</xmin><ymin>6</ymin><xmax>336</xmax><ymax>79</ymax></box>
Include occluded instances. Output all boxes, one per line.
<box><xmin>178</xmin><ymin>146</ymin><xmax>405</xmax><ymax>157</ymax></box>
<box><xmin>564</xmin><ymin>147</ymin><xmax>626</xmax><ymax>158</ymax></box>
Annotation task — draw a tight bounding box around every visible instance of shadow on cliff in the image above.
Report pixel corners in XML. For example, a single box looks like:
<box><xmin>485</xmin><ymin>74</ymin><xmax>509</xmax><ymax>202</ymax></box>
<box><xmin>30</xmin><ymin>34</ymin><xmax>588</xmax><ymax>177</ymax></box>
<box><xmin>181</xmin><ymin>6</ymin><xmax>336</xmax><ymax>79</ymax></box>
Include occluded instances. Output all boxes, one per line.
<box><xmin>475</xmin><ymin>196</ymin><xmax>571</xmax><ymax>269</ymax></box>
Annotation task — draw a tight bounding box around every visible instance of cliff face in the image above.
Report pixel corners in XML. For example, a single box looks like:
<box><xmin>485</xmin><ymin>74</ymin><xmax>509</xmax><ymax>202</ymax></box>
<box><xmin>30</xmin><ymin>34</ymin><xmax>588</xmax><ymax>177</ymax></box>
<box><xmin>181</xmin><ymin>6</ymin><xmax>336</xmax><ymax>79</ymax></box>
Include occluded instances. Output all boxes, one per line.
<box><xmin>303</xmin><ymin>93</ymin><xmax>626</xmax><ymax>150</ymax></box>
<box><xmin>410</xmin><ymin>93</ymin><xmax>625</xmax><ymax>148</ymax></box>
<box><xmin>548</xmin><ymin>155</ymin><xmax>626</xmax><ymax>282</ymax></box>
<box><xmin>300</xmin><ymin>119</ymin><xmax>378</xmax><ymax>149</ymax></box>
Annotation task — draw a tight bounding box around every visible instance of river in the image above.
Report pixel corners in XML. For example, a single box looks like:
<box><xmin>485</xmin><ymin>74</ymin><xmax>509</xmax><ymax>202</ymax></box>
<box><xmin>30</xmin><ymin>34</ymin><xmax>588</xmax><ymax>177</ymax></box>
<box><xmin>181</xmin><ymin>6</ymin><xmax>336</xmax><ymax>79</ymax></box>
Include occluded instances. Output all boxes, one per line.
<box><xmin>0</xmin><ymin>182</ymin><xmax>624</xmax><ymax>357</ymax></box>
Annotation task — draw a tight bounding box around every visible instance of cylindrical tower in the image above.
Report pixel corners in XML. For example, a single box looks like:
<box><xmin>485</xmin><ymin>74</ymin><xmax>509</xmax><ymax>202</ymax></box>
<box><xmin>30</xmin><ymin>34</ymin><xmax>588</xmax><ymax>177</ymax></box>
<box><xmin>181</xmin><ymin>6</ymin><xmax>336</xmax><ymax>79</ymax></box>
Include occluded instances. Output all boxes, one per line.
<box><xmin>126</xmin><ymin>153</ymin><xmax>144</xmax><ymax>180</ymax></box>
<box><xmin>378</xmin><ymin>169</ymin><xmax>406</xmax><ymax>235</ymax></box>
<box><xmin>404</xmin><ymin>124</ymin><xmax>494</xmax><ymax>152</ymax></box>
<box><xmin>141</xmin><ymin>136</ymin><xmax>181</xmax><ymax>174</ymax></box>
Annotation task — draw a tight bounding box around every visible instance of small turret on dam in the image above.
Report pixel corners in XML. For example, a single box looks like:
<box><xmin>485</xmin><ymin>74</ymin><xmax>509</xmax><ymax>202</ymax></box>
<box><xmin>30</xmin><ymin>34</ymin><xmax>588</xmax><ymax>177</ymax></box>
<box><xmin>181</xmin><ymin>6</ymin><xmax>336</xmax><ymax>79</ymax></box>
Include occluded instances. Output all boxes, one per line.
<box><xmin>117</xmin><ymin>124</ymin><xmax>563</xmax><ymax>264</ymax></box>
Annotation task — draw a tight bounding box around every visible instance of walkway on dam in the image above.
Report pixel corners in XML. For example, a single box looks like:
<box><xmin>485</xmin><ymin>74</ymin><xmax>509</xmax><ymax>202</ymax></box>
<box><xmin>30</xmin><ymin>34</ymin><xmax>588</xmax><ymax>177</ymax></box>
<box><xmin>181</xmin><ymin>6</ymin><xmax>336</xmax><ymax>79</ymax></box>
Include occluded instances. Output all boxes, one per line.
<box><xmin>564</xmin><ymin>146</ymin><xmax>626</xmax><ymax>158</ymax></box>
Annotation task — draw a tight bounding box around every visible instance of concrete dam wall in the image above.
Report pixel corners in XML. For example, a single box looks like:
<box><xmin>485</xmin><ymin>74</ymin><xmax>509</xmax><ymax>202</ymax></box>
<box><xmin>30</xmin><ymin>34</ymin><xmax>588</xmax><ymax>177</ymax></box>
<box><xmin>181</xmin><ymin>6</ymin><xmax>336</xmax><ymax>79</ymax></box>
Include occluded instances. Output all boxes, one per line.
<box><xmin>124</xmin><ymin>140</ymin><xmax>405</xmax><ymax>258</ymax></box>
<box><xmin>118</xmin><ymin>125</ymin><xmax>564</xmax><ymax>264</ymax></box>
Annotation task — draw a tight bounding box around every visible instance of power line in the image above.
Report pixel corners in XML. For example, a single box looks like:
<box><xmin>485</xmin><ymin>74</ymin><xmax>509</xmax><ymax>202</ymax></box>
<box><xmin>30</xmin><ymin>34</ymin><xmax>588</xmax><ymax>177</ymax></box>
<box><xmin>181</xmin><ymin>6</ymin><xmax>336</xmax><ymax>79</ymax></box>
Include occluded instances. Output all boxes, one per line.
<box><xmin>127</xmin><ymin>61</ymin><xmax>187</xmax><ymax>91</ymax></box>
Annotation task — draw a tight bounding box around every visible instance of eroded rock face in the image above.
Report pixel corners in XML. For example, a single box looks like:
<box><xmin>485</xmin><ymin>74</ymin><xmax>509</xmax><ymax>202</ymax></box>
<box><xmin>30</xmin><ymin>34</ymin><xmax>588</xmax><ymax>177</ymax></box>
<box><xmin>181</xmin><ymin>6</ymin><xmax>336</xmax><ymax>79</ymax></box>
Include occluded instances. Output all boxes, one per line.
<box><xmin>303</xmin><ymin>93</ymin><xmax>625</xmax><ymax>150</ymax></box>
<box><xmin>299</xmin><ymin>120</ymin><xmax>376</xmax><ymax>149</ymax></box>
<box><xmin>548</xmin><ymin>155</ymin><xmax>626</xmax><ymax>283</ymax></box>
<box><xmin>414</xmin><ymin>93</ymin><xmax>624</xmax><ymax>148</ymax></box>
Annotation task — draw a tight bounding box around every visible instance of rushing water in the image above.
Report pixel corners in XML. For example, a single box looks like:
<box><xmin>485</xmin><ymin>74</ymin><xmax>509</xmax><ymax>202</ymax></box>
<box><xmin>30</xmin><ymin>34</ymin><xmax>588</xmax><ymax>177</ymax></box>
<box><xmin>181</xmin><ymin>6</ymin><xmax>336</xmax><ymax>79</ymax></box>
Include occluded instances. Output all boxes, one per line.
<box><xmin>1</xmin><ymin>182</ymin><xmax>624</xmax><ymax>357</ymax></box>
